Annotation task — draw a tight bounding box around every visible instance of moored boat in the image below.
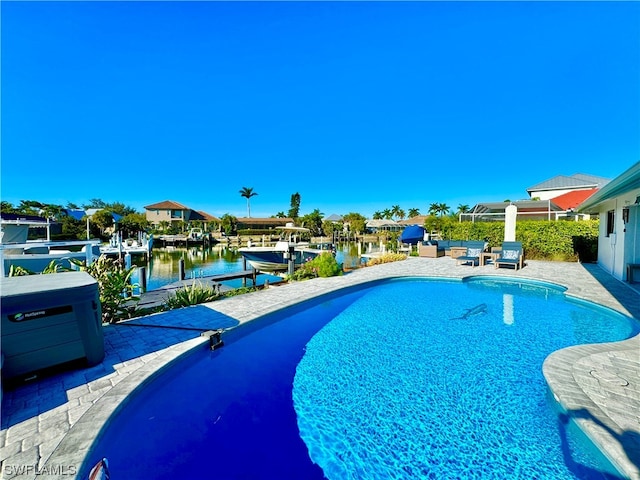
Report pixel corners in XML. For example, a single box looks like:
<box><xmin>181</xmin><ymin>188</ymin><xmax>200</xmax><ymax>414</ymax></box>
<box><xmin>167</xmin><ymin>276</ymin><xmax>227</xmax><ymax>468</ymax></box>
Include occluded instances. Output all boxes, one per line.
<box><xmin>0</xmin><ymin>214</ymin><xmax>99</xmax><ymax>275</ymax></box>
<box><xmin>238</xmin><ymin>223</ymin><xmax>330</xmax><ymax>273</ymax></box>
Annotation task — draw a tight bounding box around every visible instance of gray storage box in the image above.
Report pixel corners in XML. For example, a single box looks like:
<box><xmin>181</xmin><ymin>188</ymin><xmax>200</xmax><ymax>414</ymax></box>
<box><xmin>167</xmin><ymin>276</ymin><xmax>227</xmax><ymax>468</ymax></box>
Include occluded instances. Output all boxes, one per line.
<box><xmin>1</xmin><ymin>271</ymin><xmax>104</xmax><ymax>380</ymax></box>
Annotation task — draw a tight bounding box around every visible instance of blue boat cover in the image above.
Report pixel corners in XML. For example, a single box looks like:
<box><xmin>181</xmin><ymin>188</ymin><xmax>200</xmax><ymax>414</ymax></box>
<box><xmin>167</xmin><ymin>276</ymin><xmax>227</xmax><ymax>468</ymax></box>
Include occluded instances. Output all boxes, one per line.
<box><xmin>400</xmin><ymin>225</ymin><xmax>425</xmax><ymax>245</ymax></box>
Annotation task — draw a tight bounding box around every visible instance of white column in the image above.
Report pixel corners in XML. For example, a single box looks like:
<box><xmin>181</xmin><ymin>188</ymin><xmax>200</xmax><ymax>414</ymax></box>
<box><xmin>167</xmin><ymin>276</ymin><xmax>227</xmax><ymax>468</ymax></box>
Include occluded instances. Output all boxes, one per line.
<box><xmin>504</xmin><ymin>205</ymin><xmax>518</xmax><ymax>241</ymax></box>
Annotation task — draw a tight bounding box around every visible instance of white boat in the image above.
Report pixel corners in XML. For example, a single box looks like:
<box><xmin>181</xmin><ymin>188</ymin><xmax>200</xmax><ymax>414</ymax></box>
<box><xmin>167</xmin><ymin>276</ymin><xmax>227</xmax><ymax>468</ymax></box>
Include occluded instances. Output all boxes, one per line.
<box><xmin>0</xmin><ymin>214</ymin><xmax>100</xmax><ymax>276</ymax></box>
<box><xmin>188</xmin><ymin>228</ymin><xmax>204</xmax><ymax>240</ymax></box>
<box><xmin>238</xmin><ymin>223</ymin><xmax>331</xmax><ymax>273</ymax></box>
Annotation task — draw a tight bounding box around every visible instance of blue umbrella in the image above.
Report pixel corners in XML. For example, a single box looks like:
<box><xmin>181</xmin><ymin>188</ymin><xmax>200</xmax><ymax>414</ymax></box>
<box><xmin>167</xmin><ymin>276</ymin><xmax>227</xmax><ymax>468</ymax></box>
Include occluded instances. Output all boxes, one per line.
<box><xmin>400</xmin><ymin>225</ymin><xmax>425</xmax><ymax>245</ymax></box>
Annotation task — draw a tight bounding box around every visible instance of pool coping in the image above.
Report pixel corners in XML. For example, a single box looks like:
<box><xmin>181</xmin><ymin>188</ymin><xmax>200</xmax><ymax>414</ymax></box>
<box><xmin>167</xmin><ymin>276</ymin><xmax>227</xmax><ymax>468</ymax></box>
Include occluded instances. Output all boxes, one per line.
<box><xmin>2</xmin><ymin>257</ymin><xmax>639</xmax><ymax>479</ymax></box>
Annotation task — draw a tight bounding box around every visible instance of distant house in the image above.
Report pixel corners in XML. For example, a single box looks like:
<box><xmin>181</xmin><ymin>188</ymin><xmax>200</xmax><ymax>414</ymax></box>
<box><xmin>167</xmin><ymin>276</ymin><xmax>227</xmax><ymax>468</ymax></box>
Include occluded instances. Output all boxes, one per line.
<box><xmin>526</xmin><ymin>173</ymin><xmax>609</xmax><ymax>201</ymax></box>
<box><xmin>366</xmin><ymin>219</ymin><xmax>402</xmax><ymax>233</ymax></box>
<box><xmin>190</xmin><ymin>210</ymin><xmax>220</xmax><ymax>225</ymax></box>
<box><xmin>64</xmin><ymin>209</ymin><xmax>89</xmax><ymax>221</ymax></box>
<box><xmin>578</xmin><ymin>162</ymin><xmax>640</xmax><ymax>282</ymax></box>
<box><xmin>547</xmin><ymin>189</ymin><xmax>598</xmax><ymax>212</ymax></box>
<box><xmin>465</xmin><ymin>200</ymin><xmax>571</xmax><ymax>222</ymax></box>
<box><xmin>144</xmin><ymin>200</ymin><xmax>219</xmax><ymax>229</ymax></box>
<box><xmin>465</xmin><ymin>172</ymin><xmax>608</xmax><ymax>222</ymax></box>
<box><xmin>398</xmin><ymin>216</ymin><xmax>430</xmax><ymax>226</ymax></box>
<box><xmin>64</xmin><ymin>208</ymin><xmax>122</xmax><ymax>223</ymax></box>
<box><xmin>236</xmin><ymin>217</ymin><xmax>295</xmax><ymax>231</ymax></box>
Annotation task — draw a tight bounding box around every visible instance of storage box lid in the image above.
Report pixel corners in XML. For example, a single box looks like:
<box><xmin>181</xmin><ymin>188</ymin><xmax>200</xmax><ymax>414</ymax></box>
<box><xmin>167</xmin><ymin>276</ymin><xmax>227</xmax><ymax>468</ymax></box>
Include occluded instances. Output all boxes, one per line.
<box><xmin>1</xmin><ymin>271</ymin><xmax>98</xmax><ymax>298</ymax></box>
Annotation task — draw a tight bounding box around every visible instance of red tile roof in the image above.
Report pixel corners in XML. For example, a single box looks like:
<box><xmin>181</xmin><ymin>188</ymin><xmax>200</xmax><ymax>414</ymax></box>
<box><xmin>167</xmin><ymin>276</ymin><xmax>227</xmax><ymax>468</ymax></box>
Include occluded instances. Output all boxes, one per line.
<box><xmin>196</xmin><ymin>210</ymin><xmax>220</xmax><ymax>222</ymax></box>
<box><xmin>144</xmin><ymin>200</ymin><xmax>190</xmax><ymax>210</ymax></box>
<box><xmin>550</xmin><ymin>189</ymin><xmax>598</xmax><ymax>210</ymax></box>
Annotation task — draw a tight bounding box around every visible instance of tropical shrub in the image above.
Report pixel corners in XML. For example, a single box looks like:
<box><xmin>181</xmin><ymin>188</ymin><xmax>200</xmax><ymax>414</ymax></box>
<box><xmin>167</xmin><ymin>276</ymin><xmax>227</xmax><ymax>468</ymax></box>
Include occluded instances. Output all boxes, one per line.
<box><xmin>436</xmin><ymin>220</ymin><xmax>599</xmax><ymax>262</ymax></box>
<box><xmin>72</xmin><ymin>255</ymin><xmax>139</xmax><ymax>323</ymax></box>
<box><xmin>7</xmin><ymin>265</ymin><xmax>35</xmax><ymax>276</ymax></box>
<box><xmin>224</xmin><ymin>286</ymin><xmax>259</xmax><ymax>297</ymax></box>
<box><xmin>290</xmin><ymin>253</ymin><xmax>343</xmax><ymax>280</ymax></box>
<box><xmin>383</xmin><ymin>231</ymin><xmax>401</xmax><ymax>253</ymax></box>
<box><xmin>165</xmin><ymin>281</ymin><xmax>220</xmax><ymax>309</ymax></box>
<box><xmin>7</xmin><ymin>259</ymin><xmax>70</xmax><ymax>276</ymax></box>
<box><xmin>366</xmin><ymin>253</ymin><xmax>407</xmax><ymax>266</ymax></box>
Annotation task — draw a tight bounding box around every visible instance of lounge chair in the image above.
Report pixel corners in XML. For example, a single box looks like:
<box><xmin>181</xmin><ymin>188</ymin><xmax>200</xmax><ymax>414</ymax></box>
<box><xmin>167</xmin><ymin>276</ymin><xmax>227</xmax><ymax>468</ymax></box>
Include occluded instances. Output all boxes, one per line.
<box><xmin>495</xmin><ymin>241</ymin><xmax>524</xmax><ymax>270</ymax></box>
<box><xmin>455</xmin><ymin>241</ymin><xmax>486</xmax><ymax>267</ymax></box>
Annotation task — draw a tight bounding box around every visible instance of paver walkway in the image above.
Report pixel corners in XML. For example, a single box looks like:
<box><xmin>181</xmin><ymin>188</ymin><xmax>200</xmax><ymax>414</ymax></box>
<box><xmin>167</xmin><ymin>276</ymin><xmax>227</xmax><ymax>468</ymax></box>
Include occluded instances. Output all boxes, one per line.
<box><xmin>1</xmin><ymin>257</ymin><xmax>639</xmax><ymax>479</ymax></box>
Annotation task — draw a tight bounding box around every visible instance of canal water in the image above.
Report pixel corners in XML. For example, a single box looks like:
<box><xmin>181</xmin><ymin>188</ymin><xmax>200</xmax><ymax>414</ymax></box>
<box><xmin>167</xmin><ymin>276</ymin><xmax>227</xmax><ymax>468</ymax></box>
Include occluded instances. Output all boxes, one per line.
<box><xmin>131</xmin><ymin>242</ymin><xmax>381</xmax><ymax>292</ymax></box>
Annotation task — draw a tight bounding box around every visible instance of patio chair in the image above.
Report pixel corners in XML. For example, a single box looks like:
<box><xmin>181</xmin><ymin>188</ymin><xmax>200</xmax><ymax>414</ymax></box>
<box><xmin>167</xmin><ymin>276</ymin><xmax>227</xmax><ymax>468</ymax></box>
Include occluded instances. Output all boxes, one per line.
<box><xmin>455</xmin><ymin>241</ymin><xmax>486</xmax><ymax>267</ymax></box>
<box><xmin>495</xmin><ymin>241</ymin><xmax>524</xmax><ymax>270</ymax></box>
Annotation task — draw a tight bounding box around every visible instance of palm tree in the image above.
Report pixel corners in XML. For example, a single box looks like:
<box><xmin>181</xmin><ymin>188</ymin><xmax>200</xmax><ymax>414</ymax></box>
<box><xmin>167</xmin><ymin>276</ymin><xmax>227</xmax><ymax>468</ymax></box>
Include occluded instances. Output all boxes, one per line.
<box><xmin>457</xmin><ymin>204</ymin><xmax>471</xmax><ymax>214</ymax></box>
<box><xmin>391</xmin><ymin>205</ymin><xmax>401</xmax><ymax>220</ymax></box>
<box><xmin>239</xmin><ymin>187</ymin><xmax>258</xmax><ymax>218</ymax></box>
<box><xmin>428</xmin><ymin>203</ymin><xmax>440</xmax><ymax>216</ymax></box>
<box><xmin>382</xmin><ymin>209</ymin><xmax>393</xmax><ymax>220</ymax></box>
<box><xmin>438</xmin><ymin>203</ymin><xmax>450</xmax><ymax>217</ymax></box>
<box><xmin>408</xmin><ymin>208</ymin><xmax>420</xmax><ymax>218</ymax></box>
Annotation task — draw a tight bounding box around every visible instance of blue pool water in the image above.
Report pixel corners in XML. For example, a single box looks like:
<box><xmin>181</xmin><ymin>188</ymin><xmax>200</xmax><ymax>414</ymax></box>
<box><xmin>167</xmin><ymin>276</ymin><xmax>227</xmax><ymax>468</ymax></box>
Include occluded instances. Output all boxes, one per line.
<box><xmin>85</xmin><ymin>278</ymin><xmax>638</xmax><ymax>479</ymax></box>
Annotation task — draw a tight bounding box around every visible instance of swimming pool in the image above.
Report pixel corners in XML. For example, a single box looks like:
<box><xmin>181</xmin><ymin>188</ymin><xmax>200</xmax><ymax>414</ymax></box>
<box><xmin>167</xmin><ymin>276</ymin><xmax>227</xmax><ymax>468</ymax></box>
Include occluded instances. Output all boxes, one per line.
<box><xmin>83</xmin><ymin>277</ymin><xmax>638</xmax><ymax>479</ymax></box>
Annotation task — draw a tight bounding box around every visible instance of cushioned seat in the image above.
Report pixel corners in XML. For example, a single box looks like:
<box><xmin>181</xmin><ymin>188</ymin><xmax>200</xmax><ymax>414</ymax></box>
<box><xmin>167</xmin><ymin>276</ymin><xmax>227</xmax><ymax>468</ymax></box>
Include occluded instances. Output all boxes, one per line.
<box><xmin>455</xmin><ymin>241</ymin><xmax>486</xmax><ymax>267</ymax></box>
<box><xmin>495</xmin><ymin>241</ymin><xmax>524</xmax><ymax>270</ymax></box>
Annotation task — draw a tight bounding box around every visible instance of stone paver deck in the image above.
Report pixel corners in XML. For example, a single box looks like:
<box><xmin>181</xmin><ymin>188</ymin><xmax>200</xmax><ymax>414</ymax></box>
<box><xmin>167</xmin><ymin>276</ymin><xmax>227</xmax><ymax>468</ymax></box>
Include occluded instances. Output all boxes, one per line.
<box><xmin>1</xmin><ymin>257</ymin><xmax>639</xmax><ymax>479</ymax></box>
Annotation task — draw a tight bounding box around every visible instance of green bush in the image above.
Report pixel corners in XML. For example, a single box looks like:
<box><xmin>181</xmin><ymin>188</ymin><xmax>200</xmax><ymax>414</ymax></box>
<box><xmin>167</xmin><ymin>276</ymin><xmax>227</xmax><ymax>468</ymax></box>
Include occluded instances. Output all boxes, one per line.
<box><xmin>224</xmin><ymin>286</ymin><xmax>259</xmax><ymax>297</ymax></box>
<box><xmin>7</xmin><ymin>259</ymin><xmax>70</xmax><ymax>277</ymax></box>
<box><xmin>165</xmin><ymin>281</ymin><xmax>220</xmax><ymax>309</ymax></box>
<box><xmin>290</xmin><ymin>252</ymin><xmax>343</xmax><ymax>280</ymax></box>
<box><xmin>438</xmin><ymin>220</ymin><xmax>599</xmax><ymax>262</ymax></box>
<box><xmin>366</xmin><ymin>253</ymin><xmax>407</xmax><ymax>266</ymax></box>
<box><xmin>72</xmin><ymin>255</ymin><xmax>139</xmax><ymax>323</ymax></box>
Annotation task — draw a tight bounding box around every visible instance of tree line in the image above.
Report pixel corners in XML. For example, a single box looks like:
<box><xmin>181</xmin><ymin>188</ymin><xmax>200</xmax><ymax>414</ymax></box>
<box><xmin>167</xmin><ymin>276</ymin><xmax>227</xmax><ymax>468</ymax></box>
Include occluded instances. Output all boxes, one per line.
<box><xmin>0</xmin><ymin>199</ymin><xmax>147</xmax><ymax>240</ymax></box>
<box><xmin>1</xmin><ymin>191</ymin><xmax>473</xmax><ymax>241</ymax></box>
<box><xmin>372</xmin><ymin>203</ymin><xmax>471</xmax><ymax>220</ymax></box>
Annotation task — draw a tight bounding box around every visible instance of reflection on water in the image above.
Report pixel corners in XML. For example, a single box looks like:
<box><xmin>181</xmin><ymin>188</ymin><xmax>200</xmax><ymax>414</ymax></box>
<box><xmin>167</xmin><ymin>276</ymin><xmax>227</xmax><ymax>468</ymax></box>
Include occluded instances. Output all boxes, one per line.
<box><xmin>132</xmin><ymin>242</ymin><xmax>381</xmax><ymax>292</ymax></box>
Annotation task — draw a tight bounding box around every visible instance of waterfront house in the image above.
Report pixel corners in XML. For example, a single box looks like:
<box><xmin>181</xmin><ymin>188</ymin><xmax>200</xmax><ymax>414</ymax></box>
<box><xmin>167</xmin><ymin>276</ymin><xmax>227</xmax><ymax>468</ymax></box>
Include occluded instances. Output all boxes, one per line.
<box><xmin>236</xmin><ymin>217</ymin><xmax>295</xmax><ymax>231</ymax></box>
<box><xmin>464</xmin><ymin>172</ymin><xmax>609</xmax><ymax>222</ymax></box>
<box><xmin>366</xmin><ymin>219</ymin><xmax>402</xmax><ymax>233</ymax></box>
<box><xmin>144</xmin><ymin>200</ymin><xmax>218</xmax><ymax>230</ymax></box>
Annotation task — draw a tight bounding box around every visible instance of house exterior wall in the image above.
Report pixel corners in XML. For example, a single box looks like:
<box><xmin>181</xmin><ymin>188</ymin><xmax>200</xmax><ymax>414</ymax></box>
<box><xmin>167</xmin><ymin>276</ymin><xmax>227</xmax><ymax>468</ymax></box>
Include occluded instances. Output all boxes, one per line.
<box><xmin>595</xmin><ymin>189</ymin><xmax>640</xmax><ymax>281</ymax></box>
<box><xmin>530</xmin><ymin>187</ymin><xmax>592</xmax><ymax>201</ymax></box>
<box><xmin>145</xmin><ymin>209</ymin><xmax>189</xmax><ymax>226</ymax></box>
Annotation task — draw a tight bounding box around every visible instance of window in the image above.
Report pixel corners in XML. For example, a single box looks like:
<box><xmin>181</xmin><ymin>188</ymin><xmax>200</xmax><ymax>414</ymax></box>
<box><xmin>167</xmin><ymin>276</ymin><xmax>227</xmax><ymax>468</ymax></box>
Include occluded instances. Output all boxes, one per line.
<box><xmin>606</xmin><ymin>210</ymin><xmax>615</xmax><ymax>236</ymax></box>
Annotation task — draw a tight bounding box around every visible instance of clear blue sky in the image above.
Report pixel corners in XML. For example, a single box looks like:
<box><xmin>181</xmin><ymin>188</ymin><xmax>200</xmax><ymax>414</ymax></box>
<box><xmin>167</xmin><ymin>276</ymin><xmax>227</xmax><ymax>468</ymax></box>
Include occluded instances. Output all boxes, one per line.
<box><xmin>2</xmin><ymin>1</ymin><xmax>639</xmax><ymax>219</ymax></box>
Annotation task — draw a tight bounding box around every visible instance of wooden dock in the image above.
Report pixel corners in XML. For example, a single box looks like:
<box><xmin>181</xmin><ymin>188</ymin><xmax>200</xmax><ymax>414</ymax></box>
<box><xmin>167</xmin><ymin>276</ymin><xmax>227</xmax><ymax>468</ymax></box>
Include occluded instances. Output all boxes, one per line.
<box><xmin>155</xmin><ymin>234</ymin><xmax>216</xmax><ymax>248</ymax></box>
<box><xmin>130</xmin><ymin>270</ymin><xmax>278</xmax><ymax>310</ymax></box>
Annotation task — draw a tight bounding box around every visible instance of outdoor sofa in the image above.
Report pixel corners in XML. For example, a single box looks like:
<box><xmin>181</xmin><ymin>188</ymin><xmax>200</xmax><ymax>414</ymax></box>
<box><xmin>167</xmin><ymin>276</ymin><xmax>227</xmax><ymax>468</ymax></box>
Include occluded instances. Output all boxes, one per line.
<box><xmin>419</xmin><ymin>240</ymin><xmax>489</xmax><ymax>259</ymax></box>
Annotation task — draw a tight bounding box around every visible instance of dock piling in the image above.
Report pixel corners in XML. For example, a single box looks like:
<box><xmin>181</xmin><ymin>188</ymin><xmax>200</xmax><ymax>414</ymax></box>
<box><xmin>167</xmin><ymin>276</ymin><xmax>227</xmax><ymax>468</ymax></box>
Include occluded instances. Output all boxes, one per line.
<box><xmin>138</xmin><ymin>266</ymin><xmax>147</xmax><ymax>293</ymax></box>
<box><xmin>179</xmin><ymin>258</ymin><xmax>185</xmax><ymax>280</ymax></box>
